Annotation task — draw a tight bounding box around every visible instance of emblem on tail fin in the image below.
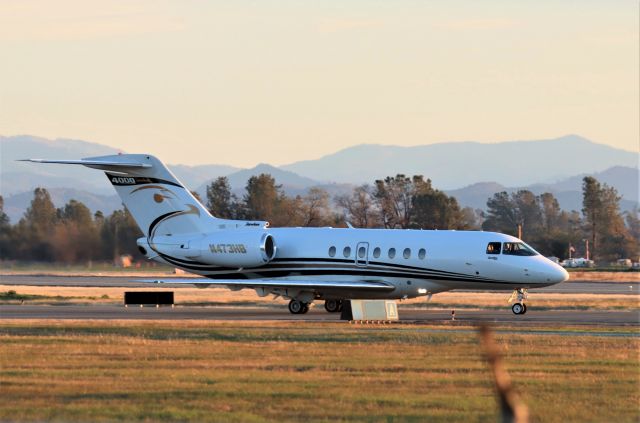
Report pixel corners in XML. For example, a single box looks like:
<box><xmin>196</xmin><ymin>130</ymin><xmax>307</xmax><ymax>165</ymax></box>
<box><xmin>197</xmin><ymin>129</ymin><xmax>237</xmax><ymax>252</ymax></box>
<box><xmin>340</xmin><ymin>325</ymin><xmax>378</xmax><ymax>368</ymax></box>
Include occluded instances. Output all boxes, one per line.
<box><xmin>129</xmin><ymin>185</ymin><xmax>177</xmax><ymax>203</ymax></box>
<box><xmin>148</xmin><ymin>204</ymin><xmax>202</xmax><ymax>240</ymax></box>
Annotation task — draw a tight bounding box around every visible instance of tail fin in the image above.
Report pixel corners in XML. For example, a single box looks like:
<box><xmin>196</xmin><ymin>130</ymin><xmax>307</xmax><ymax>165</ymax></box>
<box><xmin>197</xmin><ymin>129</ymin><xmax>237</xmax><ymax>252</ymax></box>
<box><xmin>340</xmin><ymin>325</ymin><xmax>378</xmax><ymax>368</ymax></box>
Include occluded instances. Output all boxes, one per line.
<box><xmin>20</xmin><ymin>154</ymin><xmax>213</xmax><ymax>237</ymax></box>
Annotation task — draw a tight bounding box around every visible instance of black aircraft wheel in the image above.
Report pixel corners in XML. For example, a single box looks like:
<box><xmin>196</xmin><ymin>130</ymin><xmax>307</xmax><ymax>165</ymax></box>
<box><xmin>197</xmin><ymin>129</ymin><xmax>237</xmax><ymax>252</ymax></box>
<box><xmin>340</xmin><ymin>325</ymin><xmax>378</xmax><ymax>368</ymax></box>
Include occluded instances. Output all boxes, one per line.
<box><xmin>522</xmin><ymin>303</ymin><xmax>528</xmax><ymax>314</ymax></box>
<box><xmin>288</xmin><ymin>300</ymin><xmax>305</xmax><ymax>314</ymax></box>
<box><xmin>301</xmin><ymin>304</ymin><xmax>310</xmax><ymax>314</ymax></box>
<box><xmin>324</xmin><ymin>300</ymin><xmax>341</xmax><ymax>313</ymax></box>
<box><xmin>511</xmin><ymin>303</ymin><xmax>525</xmax><ymax>315</ymax></box>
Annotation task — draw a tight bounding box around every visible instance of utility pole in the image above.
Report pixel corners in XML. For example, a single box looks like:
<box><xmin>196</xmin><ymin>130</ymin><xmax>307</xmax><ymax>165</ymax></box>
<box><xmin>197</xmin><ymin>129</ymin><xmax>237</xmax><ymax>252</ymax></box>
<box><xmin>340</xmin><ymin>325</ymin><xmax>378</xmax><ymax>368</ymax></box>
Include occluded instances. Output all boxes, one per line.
<box><xmin>114</xmin><ymin>221</ymin><xmax>119</xmax><ymax>266</ymax></box>
<box><xmin>584</xmin><ymin>239</ymin><xmax>590</xmax><ymax>261</ymax></box>
<box><xmin>568</xmin><ymin>244</ymin><xmax>574</xmax><ymax>259</ymax></box>
<box><xmin>517</xmin><ymin>224</ymin><xmax>522</xmax><ymax>240</ymax></box>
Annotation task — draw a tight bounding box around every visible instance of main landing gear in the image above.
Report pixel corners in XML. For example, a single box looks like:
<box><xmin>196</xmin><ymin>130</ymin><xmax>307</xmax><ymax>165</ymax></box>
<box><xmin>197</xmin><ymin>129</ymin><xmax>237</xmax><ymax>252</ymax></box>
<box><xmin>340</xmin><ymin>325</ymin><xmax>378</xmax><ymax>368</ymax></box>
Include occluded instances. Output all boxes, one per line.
<box><xmin>324</xmin><ymin>300</ymin><xmax>343</xmax><ymax>313</ymax></box>
<box><xmin>509</xmin><ymin>288</ymin><xmax>528</xmax><ymax>315</ymax></box>
<box><xmin>288</xmin><ymin>299</ymin><xmax>310</xmax><ymax>314</ymax></box>
<box><xmin>289</xmin><ymin>299</ymin><xmax>344</xmax><ymax>314</ymax></box>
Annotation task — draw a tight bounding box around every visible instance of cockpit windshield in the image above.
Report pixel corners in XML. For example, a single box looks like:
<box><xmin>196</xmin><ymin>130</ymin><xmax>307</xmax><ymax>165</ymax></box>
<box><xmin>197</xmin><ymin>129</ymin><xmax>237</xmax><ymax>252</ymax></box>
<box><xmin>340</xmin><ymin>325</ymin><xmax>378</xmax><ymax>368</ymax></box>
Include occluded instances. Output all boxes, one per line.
<box><xmin>502</xmin><ymin>242</ymin><xmax>538</xmax><ymax>256</ymax></box>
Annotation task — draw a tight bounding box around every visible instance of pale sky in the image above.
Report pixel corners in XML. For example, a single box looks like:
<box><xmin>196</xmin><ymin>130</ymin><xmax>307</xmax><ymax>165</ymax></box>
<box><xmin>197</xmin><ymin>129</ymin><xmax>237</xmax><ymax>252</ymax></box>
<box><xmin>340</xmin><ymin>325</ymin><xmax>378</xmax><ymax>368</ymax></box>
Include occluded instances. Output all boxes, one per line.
<box><xmin>0</xmin><ymin>0</ymin><xmax>637</xmax><ymax>167</ymax></box>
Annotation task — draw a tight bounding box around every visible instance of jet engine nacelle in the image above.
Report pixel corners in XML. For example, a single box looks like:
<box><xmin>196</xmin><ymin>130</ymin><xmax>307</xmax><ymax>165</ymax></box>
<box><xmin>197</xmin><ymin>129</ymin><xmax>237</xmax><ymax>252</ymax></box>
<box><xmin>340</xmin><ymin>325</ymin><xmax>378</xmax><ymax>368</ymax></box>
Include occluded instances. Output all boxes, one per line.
<box><xmin>198</xmin><ymin>231</ymin><xmax>277</xmax><ymax>268</ymax></box>
<box><xmin>139</xmin><ymin>231</ymin><xmax>277</xmax><ymax>268</ymax></box>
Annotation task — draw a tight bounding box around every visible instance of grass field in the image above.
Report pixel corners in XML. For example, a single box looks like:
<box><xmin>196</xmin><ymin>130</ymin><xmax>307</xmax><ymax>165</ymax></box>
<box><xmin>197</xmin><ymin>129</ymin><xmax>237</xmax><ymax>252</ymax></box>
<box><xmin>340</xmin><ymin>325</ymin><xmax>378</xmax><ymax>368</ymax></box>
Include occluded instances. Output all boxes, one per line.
<box><xmin>0</xmin><ymin>262</ymin><xmax>184</xmax><ymax>278</ymax></box>
<box><xmin>1</xmin><ymin>321</ymin><xmax>638</xmax><ymax>422</ymax></box>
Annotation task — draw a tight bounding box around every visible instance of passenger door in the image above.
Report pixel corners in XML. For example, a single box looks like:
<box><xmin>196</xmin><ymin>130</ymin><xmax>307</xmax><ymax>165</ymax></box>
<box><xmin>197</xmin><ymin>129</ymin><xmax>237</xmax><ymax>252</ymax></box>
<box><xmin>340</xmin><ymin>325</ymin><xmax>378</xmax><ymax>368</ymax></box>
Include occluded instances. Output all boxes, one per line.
<box><xmin>355</xmin><ymin>242</ymin><xmax>369</xmax><ymax>267</ymax></box>
<box><xmin>476</xmin><ymin>241</ymin><xmax>502</xmax><ymax>279</ymax></box>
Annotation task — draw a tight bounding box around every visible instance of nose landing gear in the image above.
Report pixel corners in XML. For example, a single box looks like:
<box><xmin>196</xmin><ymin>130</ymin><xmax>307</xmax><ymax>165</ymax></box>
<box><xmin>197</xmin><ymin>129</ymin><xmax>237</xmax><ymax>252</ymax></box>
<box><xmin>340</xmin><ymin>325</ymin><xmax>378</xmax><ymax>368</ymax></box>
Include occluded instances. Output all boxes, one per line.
<box><xmin>508</xmin><ymin>288</ymin><xmax>528</xmax><ymax>315</ymax></box>
<box><xmin>511</xmin><ymin>302</ymin><xmax>527</xmax><ymax>315</ymax></box>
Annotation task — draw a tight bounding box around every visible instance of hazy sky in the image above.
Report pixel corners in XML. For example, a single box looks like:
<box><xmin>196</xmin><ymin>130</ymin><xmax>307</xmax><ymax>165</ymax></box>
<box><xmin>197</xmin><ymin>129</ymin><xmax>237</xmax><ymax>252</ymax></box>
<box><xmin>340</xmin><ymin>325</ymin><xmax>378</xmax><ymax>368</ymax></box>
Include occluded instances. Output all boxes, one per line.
<box><xmin>0</xmin><ymin>0</ymin><xmax>637</xmax><ymax>167</ymax></box>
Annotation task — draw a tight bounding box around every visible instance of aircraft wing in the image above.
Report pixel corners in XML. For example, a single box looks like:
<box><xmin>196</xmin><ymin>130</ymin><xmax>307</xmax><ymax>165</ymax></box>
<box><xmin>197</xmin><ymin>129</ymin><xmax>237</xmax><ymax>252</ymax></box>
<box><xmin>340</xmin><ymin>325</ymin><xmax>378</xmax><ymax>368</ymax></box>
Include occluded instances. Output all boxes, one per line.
<box><xmin>135</xmin><ymin>278</ymin><xmax>395</xmax><ymax>292</ymax></box>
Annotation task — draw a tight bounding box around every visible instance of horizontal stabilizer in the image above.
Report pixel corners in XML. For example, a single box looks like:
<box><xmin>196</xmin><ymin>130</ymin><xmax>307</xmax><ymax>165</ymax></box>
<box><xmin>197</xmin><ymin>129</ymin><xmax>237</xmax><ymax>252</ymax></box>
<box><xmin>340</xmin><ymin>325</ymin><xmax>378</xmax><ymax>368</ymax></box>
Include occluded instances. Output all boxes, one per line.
<box><xmin>134</xmin><ymin>278</ymin><xmax>395</xmax><ymax>291</ymax></box>
<box><xmin>18</xmin><ymin>158</ymin><xmax>152</xmax><ymax>169</ymax></box>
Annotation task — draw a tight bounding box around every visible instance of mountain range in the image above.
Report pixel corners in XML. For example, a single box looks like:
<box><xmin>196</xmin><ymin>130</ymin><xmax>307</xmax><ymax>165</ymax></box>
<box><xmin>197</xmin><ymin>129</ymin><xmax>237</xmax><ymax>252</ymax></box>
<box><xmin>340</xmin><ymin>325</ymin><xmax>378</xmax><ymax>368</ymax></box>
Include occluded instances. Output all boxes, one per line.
<box><xmin>446</xmin><ymin>166</ymin><xmax>638</xmax><ymax>212</ymax></box>
<box><xmin>1</xmin><ymin>134</ymin><xmax>637</xmax><ymax>222</ymax></box>
<box><xmin>281</xmin><ymin>134</ymin><xmax>638</xmax><ymax>188</ymax></box>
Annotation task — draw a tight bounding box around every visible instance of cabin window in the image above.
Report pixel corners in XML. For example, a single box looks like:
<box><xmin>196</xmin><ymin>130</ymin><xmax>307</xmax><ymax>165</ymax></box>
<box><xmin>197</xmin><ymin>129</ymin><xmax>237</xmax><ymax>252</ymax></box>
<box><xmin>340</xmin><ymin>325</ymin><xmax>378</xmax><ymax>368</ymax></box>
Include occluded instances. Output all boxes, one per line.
<box><xmin>358</xmin><ymin>246</ymin><xmax>366</xmax><ymax>259</ymax></box>
<box><xmin>373</xmin><ymin>247</ymin><xmax>381</xmax><ymax>258</ymax></box>
<box><xmin>388</xmin><ymin>248</ymin><xmax>396</xmax><ymax>259</ymax></box>
<box><xmin>403</xmin><ymin>248</ymin><xmax>411</xmax><ymax>259</ymax></box>
<box><xmin>502</xmin><ymin>242</ymin><xmax>538</xmax><ymax>256</ymax></box>
<box><xmin>418</xmin><ymin>248</ymin><xmax>426</xmax><ymax>259</ymax></box>
<box><xmin>486</xmin><ymin>242</ymin><xmax>501</xmax><ymax>254</ymax></box>
<box><xmin>328</xmin><ymin>246</ymin><xmax>336</xmax><ymax>257</ymax></box>
<box><xmin>343</xmin><ymin>246</ymin><xmax>351</xmax><ymax>258</ymax></box>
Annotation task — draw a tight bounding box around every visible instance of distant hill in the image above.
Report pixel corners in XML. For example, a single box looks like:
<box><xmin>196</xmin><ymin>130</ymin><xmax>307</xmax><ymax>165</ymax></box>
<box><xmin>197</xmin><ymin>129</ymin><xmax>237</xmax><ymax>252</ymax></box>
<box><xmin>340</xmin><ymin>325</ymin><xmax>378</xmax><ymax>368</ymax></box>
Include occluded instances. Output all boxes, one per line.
<box><xmin>2</xmin><ymin>134</ymin><xmax>637</xmax><ymax>221</ymax></box>
<box><xmin>1</xmin><ymin>135</ymin><xmax>238</xmax><ymax>196</ymax></box>
<box><xmin>447</xmin><ymin>166</ymin><xmax>639</xmax><ymax>212</ymax></box>
<box><xmin>1</xmin><ymin>135</ymin><xmax>121</xmax><ymax>195</ymax></box>
<box><xmin>170</xmin><ymin>164</ymin><xmax>240</xmax><ymax>191</ymax></box>
<box><xmin>282</xmin><ymin>135</ymin><xmax>638</xmax><ymax>189</ymax></box>
<box><xmin>194</xmin><ymin>163</ymin><xmax>323</xmax><ymax>194</ymax></box>
<box><xmin>4</xmin><ymin>188</ymin><xmax>120</xmax><ymax>223</ymax></box>
<box><xmin>445</xmin><ymin>182</ymin><xmax>508</xmax><ymax>210</ymax></box>
<box><xmin>525</xmin><ymin>166</ymin><xmax>639</xmax><ymax>204</ymax></box>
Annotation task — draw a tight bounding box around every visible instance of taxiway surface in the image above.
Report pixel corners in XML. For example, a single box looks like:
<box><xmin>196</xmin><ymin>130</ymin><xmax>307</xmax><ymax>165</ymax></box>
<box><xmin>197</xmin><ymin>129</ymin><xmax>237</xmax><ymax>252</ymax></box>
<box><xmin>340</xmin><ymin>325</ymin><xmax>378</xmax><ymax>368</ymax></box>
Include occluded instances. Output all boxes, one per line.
<box><xmin>1</xmin><ymin>305</ymin><xmax>638</xmax><ymax>325</ymax></box>
<box><xmin>1</xmin><ymin>275</ymin><xmax>638</xmax><ymax>325</ymax></box>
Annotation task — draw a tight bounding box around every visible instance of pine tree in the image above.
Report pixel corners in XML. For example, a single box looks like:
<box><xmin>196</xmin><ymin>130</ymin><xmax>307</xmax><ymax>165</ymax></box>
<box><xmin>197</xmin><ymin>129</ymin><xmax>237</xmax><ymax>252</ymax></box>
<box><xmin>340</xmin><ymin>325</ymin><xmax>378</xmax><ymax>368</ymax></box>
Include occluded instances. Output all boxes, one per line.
<box><xmin>0</xmin><ymin>196</ymin><xmax>12</xmax><ymax>259</ymax></box>
<box><xmin>582</xmin><ymin>176</ymin><xmax>632</xmax><ymax>262</ymax></box>
<box><xmin>243</xmin><ymin>174</ymin><xmax>281</xmax><ymax>222</ymax></box>
<box><xmin>19</xmin><ymin>188</ymin><xmax>58</xmax><ymax>261</ymax></box>
<box><xmin>206</xmin><ymin>176</ymin><xmax>237</xmax><ymax>219</ymax></box>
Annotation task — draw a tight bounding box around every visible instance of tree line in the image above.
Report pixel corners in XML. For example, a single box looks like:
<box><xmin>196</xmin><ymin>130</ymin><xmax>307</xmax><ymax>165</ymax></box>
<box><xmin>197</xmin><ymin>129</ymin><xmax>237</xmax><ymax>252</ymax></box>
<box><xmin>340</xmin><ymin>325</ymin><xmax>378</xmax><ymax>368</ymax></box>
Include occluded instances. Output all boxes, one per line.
<box><xmin>0</xmin><ymin>174</ymin><xmax>638</xmax><ymax>264</ymax></box>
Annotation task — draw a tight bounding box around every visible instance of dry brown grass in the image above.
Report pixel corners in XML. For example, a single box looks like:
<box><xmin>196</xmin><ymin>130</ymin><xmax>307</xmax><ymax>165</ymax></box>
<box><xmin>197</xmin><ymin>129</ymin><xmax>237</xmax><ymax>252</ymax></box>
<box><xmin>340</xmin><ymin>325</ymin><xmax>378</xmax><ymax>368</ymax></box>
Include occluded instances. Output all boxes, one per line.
<box><xmin>568</xmin><ymin>271</ymin><xmax>640</xmax><ymax>282</ymax></box>
<box><xmin>0</xmin><ymin>320</ymin><xmax>638</xmax><ymax>422</ymax></box>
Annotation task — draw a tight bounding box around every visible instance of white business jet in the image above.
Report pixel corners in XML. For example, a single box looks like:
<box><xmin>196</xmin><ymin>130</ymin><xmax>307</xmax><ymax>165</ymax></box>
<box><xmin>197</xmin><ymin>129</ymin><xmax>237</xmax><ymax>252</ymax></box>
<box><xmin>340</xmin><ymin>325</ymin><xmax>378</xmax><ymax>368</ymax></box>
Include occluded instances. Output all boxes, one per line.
<box><xmin>22</xmin><ymin>154</ymin><xmax>569</xmax><ymax>315</ymax></box>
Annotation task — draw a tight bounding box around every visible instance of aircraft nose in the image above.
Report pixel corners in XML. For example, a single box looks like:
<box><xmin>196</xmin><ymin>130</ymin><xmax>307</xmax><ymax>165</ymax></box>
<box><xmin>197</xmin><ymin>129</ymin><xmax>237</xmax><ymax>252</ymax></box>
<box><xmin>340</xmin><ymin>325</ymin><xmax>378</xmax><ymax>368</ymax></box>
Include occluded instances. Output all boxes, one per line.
<box><xmin>547</xmin><ymin>264</ymin><xmax>569</xmax><ymax>284</ymax></box>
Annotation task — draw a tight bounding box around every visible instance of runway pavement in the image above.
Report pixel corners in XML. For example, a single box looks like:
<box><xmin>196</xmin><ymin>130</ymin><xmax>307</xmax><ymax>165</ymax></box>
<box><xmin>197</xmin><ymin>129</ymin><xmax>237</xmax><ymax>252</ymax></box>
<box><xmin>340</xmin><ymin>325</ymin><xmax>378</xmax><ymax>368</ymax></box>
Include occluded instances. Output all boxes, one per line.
<box><xmin>1</xmin><ymin>304</ymin><xmax>638</xmax><ymax>325</ymax></box>
<box><xmin>1</xmin><ymin>275</ymin><xmax>638</xmax><ymax>294</ymax></box>
<box><xmin>1</xmin><ymin>275</ymin><xmax>638</xmax><ymax>325</ymax></box>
